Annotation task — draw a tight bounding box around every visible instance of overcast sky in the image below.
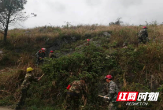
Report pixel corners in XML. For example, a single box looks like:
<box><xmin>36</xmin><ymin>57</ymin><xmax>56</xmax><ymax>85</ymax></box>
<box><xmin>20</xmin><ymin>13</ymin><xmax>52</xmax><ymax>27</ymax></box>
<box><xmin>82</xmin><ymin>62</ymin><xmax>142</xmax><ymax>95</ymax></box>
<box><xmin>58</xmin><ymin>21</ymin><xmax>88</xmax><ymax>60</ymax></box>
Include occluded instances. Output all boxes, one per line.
<box><xmin>14</xmin><ymin>0</ymin><xmax>163</xmax><ymax>29</ymax></box>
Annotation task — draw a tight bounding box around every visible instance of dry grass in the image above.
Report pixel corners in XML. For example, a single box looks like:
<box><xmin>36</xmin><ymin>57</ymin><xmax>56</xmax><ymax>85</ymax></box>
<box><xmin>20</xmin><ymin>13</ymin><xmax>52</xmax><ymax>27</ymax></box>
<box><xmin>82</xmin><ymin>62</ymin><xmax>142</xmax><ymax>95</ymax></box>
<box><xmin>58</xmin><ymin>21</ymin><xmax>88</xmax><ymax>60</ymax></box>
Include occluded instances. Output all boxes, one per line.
<box><xmin>0</xmin><ymin>25</ymin><xmax>162</xmax><ymax>47</ymax></box>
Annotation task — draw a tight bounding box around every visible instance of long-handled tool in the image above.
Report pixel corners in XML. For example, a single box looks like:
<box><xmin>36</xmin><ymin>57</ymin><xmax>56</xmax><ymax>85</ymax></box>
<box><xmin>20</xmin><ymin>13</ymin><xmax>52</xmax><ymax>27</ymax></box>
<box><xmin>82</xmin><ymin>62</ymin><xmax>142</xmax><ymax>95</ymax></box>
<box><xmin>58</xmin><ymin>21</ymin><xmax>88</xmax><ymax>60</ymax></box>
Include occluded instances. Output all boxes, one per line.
<box><xmin>98</xmin><ymin>95</ymin><xmax>109</xmax><ymax>99</ymax></box>
<box><xmin>38</xmin><ymin>74</ymin><xmax>44</xmax><ymax>81</ymax></box>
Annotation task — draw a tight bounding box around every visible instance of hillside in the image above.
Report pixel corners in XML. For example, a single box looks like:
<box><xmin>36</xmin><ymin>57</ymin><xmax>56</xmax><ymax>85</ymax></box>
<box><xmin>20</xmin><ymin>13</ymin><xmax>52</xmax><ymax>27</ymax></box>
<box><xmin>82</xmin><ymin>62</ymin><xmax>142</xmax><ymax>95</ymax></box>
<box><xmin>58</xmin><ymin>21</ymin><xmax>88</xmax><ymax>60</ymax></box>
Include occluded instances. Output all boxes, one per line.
<box><xmin>0</xmin><ymin>25</ymin><xmax>163</xmax><ymax>110</ymax></box>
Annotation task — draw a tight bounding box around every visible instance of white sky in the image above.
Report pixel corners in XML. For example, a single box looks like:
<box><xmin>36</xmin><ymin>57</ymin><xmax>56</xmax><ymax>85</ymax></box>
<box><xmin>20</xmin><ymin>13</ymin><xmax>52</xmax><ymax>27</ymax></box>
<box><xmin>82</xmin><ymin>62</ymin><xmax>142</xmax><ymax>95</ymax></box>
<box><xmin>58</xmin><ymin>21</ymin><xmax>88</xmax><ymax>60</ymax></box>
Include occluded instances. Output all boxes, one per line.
<box><xmin>13</xmin><ymin>0</ymin><xmax>163</xmax><ymax>29</ymax></box>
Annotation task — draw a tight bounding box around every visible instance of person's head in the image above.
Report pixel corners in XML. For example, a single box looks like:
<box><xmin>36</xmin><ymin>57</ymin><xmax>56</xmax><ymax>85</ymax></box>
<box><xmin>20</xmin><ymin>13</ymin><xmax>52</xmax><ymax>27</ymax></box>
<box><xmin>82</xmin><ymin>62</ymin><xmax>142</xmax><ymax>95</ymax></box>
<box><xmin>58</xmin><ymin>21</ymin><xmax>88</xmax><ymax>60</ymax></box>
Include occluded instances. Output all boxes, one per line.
<box><xmin>80</xmin><ymin>79</ymin><xmax>85</xmax><ymax>84</ymax></box>
<box><xmin>87</xmin><ymin>39</ymin><xmax>90</xmax><ymax>42</ymax></box>
<box><xmin>41</xmin><ymin>48</ymin><xmax>46</xmax><ymax>52</ymax></box>
<box><xmin>80</xmin><ymin>77</ymin><xmax>86</xmax><ymax>83</ymax></box>
<box><xmin>26</xmin><ymin>67</ymin><xmax>34</xmax><ymax>73</ymax></box>
<box><xmin>143</xmin><ymin>26</ymin><xmax>147</xmax><ymax>29</ymax></box>
<box><xmin>105</xmin><ymin>75</ymin><xmax>113</xmax><ymax>83</ymax></box>
<box><xmin>50</xmin><ymin>50</ymin><xmax>54</xmax><ymax>53</ymax></box>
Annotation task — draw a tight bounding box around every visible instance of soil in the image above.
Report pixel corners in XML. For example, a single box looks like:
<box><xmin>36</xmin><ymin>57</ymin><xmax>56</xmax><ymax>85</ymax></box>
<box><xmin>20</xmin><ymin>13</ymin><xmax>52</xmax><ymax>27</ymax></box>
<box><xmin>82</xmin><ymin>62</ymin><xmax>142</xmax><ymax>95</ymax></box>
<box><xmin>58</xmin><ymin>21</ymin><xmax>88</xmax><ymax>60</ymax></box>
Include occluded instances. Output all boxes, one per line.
<box><xmin>0</xmin><ymin>107</ymin><xmax>13</xmax><ymax>110</ymax></box>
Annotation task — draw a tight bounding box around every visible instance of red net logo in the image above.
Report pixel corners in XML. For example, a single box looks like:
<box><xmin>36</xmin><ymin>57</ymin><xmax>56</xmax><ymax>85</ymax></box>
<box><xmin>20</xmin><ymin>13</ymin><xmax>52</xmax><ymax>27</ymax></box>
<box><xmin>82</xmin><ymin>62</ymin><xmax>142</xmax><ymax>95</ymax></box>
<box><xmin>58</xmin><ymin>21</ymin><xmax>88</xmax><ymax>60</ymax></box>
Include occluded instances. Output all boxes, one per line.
<box><xmin>116</xmin><ymin>92</ymin><xmax>139</xmax><ymax>101</ymax></box>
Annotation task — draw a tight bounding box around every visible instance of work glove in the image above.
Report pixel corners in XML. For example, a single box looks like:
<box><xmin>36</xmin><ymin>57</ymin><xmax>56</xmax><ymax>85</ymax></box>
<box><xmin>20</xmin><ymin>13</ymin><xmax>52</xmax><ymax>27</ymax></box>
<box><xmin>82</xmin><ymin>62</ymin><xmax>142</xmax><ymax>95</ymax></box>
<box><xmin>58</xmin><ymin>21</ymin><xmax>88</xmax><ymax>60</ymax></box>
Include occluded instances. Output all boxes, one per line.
<box><xmin>103</xmin><ymin>96</ymin><xmax>110</xmax><ymax>100</ymax></box>
<box><xmin>103</xmin><ymin>96</ymin><xmax>107</xmax><ymax>98</ymax></box>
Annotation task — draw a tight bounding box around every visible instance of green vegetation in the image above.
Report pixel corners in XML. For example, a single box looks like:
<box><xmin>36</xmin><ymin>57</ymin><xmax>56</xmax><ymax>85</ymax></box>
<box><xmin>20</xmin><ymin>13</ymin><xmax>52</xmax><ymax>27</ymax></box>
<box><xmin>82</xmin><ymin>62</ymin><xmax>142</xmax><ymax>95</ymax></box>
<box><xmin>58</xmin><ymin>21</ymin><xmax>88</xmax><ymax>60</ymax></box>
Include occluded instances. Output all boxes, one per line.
<box><xmin>0</xmin><ymin>25</ymin><xmax>163</xmax><ymax>110</ymax></box>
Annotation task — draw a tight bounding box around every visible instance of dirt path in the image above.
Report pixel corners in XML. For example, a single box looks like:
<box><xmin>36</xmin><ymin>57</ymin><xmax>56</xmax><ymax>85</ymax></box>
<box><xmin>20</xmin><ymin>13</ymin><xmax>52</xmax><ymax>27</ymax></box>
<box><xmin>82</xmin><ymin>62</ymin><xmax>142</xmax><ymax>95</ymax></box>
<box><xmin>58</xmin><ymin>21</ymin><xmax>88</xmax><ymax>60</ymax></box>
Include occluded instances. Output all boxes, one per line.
<box><xmin>0</xmin><ymin>107</ymin><xmax>13</xmax><ymax>110</ymax></box>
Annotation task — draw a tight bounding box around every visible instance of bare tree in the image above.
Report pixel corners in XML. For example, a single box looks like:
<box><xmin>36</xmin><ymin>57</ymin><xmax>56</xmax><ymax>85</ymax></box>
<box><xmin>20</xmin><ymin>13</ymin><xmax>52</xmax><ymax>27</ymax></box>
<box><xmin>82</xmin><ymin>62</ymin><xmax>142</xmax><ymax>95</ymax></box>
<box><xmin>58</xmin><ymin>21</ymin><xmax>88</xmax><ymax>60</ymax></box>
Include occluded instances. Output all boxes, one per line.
<box><xmin>0</xmin><ymin>0</ymin><xmax>27</xmax><ymax>43</ymax></box>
